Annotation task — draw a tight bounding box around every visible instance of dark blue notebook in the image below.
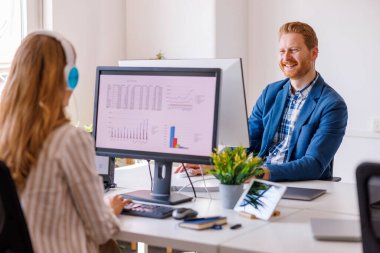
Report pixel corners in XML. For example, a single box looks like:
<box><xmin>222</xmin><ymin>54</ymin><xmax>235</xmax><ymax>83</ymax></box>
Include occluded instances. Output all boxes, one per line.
<box><xmin>179</xmin><ymin>216</ymin><xmax>227</xmax><ymax>230</ymax></box>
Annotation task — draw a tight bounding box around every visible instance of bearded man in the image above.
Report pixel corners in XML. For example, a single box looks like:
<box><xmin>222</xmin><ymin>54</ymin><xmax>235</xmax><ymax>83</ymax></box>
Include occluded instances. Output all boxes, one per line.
<box><xmin>249</xmin><ymin>21</ymin><xmax>348</xmax><ymax>181</ymax></box>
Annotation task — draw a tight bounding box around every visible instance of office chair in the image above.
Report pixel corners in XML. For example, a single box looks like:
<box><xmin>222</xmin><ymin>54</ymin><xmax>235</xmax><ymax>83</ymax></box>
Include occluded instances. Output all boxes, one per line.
<box><xmin>0</xmin><ymin>160</ymin><xmax>34</xmax><ymax>253</ymax></box>
<box><xmin>356</xmin><ymin>162</ymin><xmax>380</xmax><ymax>253</ymax></box>
<box><xmin>321</xmin><ymin>159</ymin><xmax>342</xmax><ymax>182</ymax></box>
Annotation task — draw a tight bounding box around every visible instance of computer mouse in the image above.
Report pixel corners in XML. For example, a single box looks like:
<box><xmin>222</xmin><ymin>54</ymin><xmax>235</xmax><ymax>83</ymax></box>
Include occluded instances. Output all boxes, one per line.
<box><xmin>172</xmin><ymin>208</ymin><xmax>198</xmax><ymax>220</ymax></box>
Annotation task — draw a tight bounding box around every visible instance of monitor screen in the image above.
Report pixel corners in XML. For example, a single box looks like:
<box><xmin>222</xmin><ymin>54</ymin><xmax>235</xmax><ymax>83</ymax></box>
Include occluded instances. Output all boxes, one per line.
<box><xmin>93</xmin><ymin>66</ymin><xmax>221</xmax><ymax>204</ymax></box>
<box><xmin>118</xmin><ymin>58</ymin><xmax>249</xmax><ymax>148</ymax></box>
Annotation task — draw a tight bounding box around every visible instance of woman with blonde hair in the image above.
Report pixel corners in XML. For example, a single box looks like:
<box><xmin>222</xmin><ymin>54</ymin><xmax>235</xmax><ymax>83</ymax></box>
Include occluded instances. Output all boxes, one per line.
<box><xmin>0</xmin><ymin>31</ymin><xmax>129</xmax><ymax>253</ymax></box>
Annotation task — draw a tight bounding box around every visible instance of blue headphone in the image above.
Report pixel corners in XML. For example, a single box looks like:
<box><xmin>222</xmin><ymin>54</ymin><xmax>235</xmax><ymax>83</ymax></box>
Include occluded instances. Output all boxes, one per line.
<box><xmin>35</xmin><ymin>31</ymin><xmax>79</xmax><ymax>90</ymax></box>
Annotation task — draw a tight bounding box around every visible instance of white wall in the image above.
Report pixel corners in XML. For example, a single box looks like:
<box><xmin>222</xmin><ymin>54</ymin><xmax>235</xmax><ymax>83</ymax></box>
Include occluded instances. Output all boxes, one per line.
<box><xmin>125</xmin><ymin>0</ymin><xmax>248</xmax><ymax>62</ymax></box>
<box><xmin>215</xmin><ymin>0</ymin><xmax>249</xmax><ymax>93</ymax></box>
<box><xmin>125</xmin><ymin>0</ymin><xmax>215</xmax><ymax>59</ymax></box>
<box><xmin>248</xmin><ymin>0</ymin><xmax>380</xmax><ymax>182</ymax></box>
<box><xmin>48</xmin><ymin>0</ymin><xmax>126</xmax><ymax>126</ymax></box>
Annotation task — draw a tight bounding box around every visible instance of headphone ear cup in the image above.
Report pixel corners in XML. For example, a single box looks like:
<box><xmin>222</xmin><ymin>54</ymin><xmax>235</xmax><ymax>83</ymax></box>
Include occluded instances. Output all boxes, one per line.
<box><xmin>34</xmin><ymin>31</ymin><xmax>78</xmax><ymax>90</ymax></box>
<box><xmin>65</xmin><ymin>65</ymin><xmax>79</xmax><ymax>90</ymax></box>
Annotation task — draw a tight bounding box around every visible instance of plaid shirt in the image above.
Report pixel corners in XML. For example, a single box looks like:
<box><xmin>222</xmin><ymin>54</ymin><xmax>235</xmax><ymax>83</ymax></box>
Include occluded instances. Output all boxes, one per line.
<box><xmin>265</xmin><ymin>73</ymin><xmax>319</xmax><ymax>165</ymax></box>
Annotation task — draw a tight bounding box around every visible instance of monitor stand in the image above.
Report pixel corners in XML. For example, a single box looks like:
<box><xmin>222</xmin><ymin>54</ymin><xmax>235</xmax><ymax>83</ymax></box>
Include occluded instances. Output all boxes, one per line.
<box><xmin>122</xmin><ymin>160</ymin><xmax>193</xmax><ymax>205</ymax></box>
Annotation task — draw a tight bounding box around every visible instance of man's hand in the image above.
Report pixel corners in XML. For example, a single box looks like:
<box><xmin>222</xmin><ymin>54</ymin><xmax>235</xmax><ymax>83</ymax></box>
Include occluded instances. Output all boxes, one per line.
<box><xmin>174</xmin><ymin>164</ymin><xmax>214</xmax><ymax>176</ymax></box>
<box><xmin>261</xmin><ymin>167</ymin><xmax>271</xmax><ymax>180</ymax></box>
<box><xmin>243</xmin><ymin>166</ymin><xmax>271</xmax><ymax>183</ymax></box>
<box><xmin>174</xmin><ymin>163</ymin><xmax>202</xmax><ymax>174</ymax></box>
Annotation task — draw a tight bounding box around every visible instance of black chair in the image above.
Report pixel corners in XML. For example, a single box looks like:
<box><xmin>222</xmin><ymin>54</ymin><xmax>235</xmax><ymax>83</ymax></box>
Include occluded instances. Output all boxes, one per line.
<box><xmin>321</xmin><ymin>159</ymin><xmax>342</xmax><ymax>182</ymax></box>
<box><xmin>0</xmin><ymin>160</ymin><xmax>34</xmax><ymax>253</ymax></box>
<box><xmin>356</xmin><ymin>162</ymin><xmax>380</xmax><ymax>253</ymax></box>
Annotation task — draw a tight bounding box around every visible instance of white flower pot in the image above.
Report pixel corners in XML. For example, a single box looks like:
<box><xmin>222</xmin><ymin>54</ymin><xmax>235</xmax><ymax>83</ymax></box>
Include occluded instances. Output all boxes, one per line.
<box><xmin>219</xmin><ymin>184</ymin><xmax>244</xmax><ymax>209</ymax></box>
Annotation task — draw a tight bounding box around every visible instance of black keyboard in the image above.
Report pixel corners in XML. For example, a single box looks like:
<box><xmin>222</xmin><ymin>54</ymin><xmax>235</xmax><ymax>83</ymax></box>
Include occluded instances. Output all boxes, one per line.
<box><xmin>122</xmin><ymin>202</ymin><xmax>174</xmax><ymax>219</ymax></box>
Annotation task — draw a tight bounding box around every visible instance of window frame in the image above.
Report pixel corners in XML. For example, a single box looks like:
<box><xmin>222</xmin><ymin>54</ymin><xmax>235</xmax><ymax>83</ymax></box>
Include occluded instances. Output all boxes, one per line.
<box><xmin>0</xmin><ymin>0</ymin><xmax>42</xmax><ymax>89</ymax></box>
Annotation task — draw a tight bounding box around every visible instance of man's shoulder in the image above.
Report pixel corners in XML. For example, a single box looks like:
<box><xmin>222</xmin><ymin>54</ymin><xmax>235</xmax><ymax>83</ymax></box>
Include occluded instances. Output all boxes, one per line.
<box><xmin>315</xmin><ymin>76</ymin><xmax>346</xmax><ymax>105</ymax></box>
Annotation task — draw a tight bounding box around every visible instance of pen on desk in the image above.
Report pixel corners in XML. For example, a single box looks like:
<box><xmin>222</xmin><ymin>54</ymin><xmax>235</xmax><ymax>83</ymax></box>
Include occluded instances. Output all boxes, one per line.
<box><xmin>211</xmin><ymin>224</ymin><xmax>223</xmax><ymax>230</ymax></box>
<box><xmin>230</xmin><ymin>224</ymin><xmax>242</xmax><ymax>230</ymax></box>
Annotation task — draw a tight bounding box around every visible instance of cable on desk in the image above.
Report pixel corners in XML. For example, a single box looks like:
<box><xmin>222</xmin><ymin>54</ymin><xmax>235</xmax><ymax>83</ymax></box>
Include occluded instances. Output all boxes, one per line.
<box><xmin>146</xmin><ymin>160</ymin><xmax>153</xmax><ymax>192</ymax></box>
<box><xmin>181</xmin><ymin>163</ymin><xmax>197</xmax><ymax>198</ymax></box>
<box><xmin>176</xmin><ymin>177</ymin><xmax>217</xmax><ymax>193</ymax></box>
<box><xmin>199</xmin><ymin>165</ymin><xmax>212</xmax><ymax>200</ymax></box>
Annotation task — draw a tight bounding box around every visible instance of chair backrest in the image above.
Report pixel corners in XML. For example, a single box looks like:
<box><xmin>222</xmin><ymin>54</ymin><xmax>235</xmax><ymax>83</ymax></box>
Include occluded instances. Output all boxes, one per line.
<box><xmin>321</xmin><ymin>159</ymin><xmax>342</xmax><ymax>182</ymax></box>
<box><xmin>356</xmin><ymin>162</ymin><xmax>380</xmax><ymax>253</ymax></box>
<box><xmin>0</xmin><ymin>160</ymin><xmax>34</xmax><ymax>253</ymax></box>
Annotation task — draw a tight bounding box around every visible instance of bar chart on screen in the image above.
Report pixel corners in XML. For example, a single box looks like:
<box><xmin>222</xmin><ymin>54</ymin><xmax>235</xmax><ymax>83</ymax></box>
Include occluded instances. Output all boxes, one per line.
<box><xmin>109</xmin><ymin>119</ymin><xmax>149</xmax><ymax>143</ymax></box>
<box><xmin>169</xmin><ymin>126</ymin><xmax>188</xmax><ymax>149</ymax></box>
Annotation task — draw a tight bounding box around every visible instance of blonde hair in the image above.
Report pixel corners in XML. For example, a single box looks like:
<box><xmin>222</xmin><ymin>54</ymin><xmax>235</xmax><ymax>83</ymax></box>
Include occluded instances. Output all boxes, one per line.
<box><xmin>0</xmin><ymin>32</ymin><xmax>72</xmax><ymax>191</ymax></box>
<box><xmin>279</xmin><ymin>21</ymin><xmax>318</xmax><ymax>50</ymax></box>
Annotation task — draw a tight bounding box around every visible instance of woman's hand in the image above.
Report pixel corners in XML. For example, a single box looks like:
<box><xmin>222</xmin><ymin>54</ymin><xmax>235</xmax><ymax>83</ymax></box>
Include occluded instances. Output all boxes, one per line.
<box><xmin>109</xmin><ymin>195</ymin><xmax>132</xmax><ymax>215</ymax></box>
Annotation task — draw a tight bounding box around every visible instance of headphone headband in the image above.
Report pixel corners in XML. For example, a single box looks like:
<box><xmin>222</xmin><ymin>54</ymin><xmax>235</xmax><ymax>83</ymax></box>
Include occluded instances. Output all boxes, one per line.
<box><xmin>34</xmin><ymin>30</ymin><xmax>79</xmax><ymax>90</ymax></box>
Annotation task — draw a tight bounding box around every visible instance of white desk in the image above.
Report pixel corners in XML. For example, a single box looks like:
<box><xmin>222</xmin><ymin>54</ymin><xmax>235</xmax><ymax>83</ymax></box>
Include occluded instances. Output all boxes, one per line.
<box><xmin>220</xmin><ymin>209</ymin><xmax>361</xmax><ymax>253</ymax></box>
<box><xmin>110</xmin><ymin>165</ymin><xmax>362</xmax><ymax>253</ymax></box>
<box><xmin>112</xmin><ymin>193</ymin><xmax>300</xmax><ymax>253</ymax></box>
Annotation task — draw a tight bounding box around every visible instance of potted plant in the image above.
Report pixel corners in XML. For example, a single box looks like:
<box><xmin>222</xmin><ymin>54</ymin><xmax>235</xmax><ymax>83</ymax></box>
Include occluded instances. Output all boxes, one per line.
<box><xmin>209</xmin><ymin>146</ymin><xmax>264</xmax><ymax>209</ymax></box>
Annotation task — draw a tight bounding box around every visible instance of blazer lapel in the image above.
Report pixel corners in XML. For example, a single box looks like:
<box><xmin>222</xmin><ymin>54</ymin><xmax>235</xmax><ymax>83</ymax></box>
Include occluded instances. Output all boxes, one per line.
<box><xmin>261</xmin><ymin>81</ymin><xmax>289</xmax><ymax>155</ymax></box>
<box><xmin>286</xmin><ymin>78</ymin><xmax>325</xmax><ymax>161</ymax></box>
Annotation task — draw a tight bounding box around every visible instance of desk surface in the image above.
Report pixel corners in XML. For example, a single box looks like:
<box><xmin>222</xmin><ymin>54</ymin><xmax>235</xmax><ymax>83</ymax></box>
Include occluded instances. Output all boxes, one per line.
<box><xmin>220</xmin><ymin>209</ymin><xmax>361</xmax><ymax>253</ymax></box>
<box><xmin>110</xmin><ymin>164</ymin><xmax>362</xmax><ymax>253</ymax></box>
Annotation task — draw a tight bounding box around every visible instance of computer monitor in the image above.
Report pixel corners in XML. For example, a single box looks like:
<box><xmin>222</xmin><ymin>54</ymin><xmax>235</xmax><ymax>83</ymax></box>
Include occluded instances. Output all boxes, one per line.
<box><xmin>118</xmin><ymin>58</ymin><xmax>249</xmax><ymax>148</ymax></box>
<box><xmin>93</xmin><ymin>66</ymin><xmax>221</xmax><ymax>205</ymax></box>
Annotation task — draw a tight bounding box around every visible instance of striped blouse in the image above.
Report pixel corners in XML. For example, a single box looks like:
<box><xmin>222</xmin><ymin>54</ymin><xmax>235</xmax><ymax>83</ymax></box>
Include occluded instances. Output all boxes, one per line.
<box><xmin>21</xmin><ymin>124</ymin><xmax>120</xmax><ymax>253</ymax></box>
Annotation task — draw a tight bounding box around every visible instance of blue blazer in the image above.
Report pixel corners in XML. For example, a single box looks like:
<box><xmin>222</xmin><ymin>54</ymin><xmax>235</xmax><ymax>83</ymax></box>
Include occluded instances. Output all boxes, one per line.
<box><xmin>248</xmin><ymin>75</ymin><xmax>348</xmax><ymax>181</ymax></box>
